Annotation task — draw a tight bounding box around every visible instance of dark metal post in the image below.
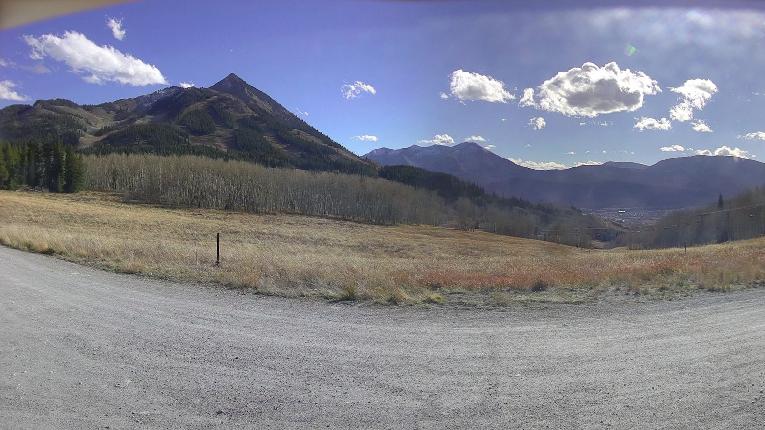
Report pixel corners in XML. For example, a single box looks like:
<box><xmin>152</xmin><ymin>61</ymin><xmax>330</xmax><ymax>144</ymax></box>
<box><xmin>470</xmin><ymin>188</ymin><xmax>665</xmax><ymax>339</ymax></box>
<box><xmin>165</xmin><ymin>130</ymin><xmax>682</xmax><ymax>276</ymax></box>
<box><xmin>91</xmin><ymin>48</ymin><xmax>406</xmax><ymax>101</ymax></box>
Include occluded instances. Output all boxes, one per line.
<box><xmin>216</xmin><ymin>233</ymin><xmax>220</xmax><ymax>266</ymax></box>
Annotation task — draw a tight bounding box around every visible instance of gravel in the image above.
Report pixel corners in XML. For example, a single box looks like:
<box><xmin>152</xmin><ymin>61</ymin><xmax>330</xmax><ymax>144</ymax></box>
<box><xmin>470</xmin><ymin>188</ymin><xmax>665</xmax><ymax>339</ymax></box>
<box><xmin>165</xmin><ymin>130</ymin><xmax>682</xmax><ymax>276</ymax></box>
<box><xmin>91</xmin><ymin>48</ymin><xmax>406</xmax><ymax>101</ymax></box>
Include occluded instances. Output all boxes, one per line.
<box><xmin>1</xmin><ymin>246</ymin><xmax>763</xmax><ymax>429</ymax></box>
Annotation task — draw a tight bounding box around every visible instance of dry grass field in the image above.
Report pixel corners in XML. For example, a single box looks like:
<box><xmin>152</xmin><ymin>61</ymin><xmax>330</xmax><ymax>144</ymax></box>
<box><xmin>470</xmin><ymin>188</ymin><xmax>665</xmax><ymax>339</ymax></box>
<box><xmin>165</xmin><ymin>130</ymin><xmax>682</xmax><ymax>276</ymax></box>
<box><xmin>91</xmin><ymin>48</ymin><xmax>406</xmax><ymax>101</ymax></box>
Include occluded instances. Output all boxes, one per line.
<box><xmin>1</xmin><ymin>190</ymin><xmax>764</xmax><ymax>305</ymax></box>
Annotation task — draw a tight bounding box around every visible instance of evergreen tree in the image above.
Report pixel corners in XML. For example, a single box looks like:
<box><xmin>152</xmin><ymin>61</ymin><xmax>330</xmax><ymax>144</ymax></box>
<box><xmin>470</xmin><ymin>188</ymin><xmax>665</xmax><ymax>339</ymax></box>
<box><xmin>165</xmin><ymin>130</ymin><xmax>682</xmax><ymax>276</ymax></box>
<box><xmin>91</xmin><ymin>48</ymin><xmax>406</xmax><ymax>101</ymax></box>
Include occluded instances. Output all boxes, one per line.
<box><xmin>0</xmin><ymin>145</ymin><xmax>8</xmax><ymax>188</ymax></box>
<box><xmin>718</xmin><ymin>193</ymin><xmax>724</xmax><ymax>209</ymax></box>
<box><xmin>63</xmin><ymin>146</ymin><xmax>84</xmax><ymax>193</ymax></box>
<box><xmin>44</xmin><ymin>142</ymin><xmax>65</xmax><ymax>192</ymax></box>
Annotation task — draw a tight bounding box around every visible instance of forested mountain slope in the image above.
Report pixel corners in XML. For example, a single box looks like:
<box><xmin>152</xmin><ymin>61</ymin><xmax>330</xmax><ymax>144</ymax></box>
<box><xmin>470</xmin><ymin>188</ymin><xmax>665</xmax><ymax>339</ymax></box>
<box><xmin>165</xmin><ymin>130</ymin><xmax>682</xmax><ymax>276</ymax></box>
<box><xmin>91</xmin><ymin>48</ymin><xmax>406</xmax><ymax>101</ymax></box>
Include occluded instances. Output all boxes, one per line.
<box><xmin>0</xmin><ymin>73</ymin><xmax>375</xmax><ymax>175</ymax></box>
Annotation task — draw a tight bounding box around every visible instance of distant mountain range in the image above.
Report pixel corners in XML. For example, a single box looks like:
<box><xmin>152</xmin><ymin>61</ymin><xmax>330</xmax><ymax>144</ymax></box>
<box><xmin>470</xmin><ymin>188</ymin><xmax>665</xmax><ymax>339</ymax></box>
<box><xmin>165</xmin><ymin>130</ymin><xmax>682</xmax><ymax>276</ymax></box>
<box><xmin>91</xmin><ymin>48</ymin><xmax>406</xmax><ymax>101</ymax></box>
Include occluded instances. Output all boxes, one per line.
<box><xmin>365</xmin><ymin>142</ymin><xmax>765</xmax><ymax>209</ymax></box>
<box><xmin>0</xmin><ymin>73</ymin><xmax>375</xmax><ymax>175</ymax></box>
<box><xmin>4</xmin><ymin>74</ymin><xmax>763</xmax><ymax>211</ymax></box>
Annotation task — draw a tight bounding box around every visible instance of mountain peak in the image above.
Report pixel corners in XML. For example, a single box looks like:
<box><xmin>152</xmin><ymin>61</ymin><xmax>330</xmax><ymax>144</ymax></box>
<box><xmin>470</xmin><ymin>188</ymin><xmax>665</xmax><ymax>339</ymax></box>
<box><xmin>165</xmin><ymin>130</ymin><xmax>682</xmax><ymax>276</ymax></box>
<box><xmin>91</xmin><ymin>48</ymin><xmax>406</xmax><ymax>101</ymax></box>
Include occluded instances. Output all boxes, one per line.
<box><xmin>210</xmin><ymin>73</ymin><xmax>249</xmax><ymax>91</ymax></box>
<box><xmin>454</xmin><ymin>141</ymin><xmax>485</xmax><ymax>150</ymax></box>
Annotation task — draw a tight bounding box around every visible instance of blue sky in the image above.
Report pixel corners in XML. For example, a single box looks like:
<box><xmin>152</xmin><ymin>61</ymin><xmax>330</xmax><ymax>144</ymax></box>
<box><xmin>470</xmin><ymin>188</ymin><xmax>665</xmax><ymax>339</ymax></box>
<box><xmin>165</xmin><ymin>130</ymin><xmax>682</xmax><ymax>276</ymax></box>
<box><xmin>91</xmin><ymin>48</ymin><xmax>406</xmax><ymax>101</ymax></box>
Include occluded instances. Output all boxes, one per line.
<box><xmin>1</xmin><ymin>0</ymin><xmax>765</xmax><ymax>168</ymax></box>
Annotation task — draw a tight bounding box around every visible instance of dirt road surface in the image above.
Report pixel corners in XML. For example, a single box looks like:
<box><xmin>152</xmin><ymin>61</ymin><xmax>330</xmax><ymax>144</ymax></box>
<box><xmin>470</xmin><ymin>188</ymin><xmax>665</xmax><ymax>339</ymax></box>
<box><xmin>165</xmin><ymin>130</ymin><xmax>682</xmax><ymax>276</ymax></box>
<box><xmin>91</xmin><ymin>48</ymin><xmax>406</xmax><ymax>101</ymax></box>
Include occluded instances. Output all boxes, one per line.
<box><xmin>1</xmin><ymin>246</ymin><xmax>763</xmax><ymax>429</ymax></box>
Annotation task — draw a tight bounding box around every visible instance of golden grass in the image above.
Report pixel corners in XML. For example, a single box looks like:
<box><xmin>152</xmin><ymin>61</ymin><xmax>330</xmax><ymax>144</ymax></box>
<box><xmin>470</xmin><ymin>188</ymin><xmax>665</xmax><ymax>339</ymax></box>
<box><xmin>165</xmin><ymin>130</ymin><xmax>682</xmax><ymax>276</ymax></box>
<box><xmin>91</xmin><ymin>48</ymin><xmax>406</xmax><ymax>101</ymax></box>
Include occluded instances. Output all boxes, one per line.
<box><xmin>1</xmin><ymin>190</ymin><xmax>764</xmax><ymax>305</ymax></box>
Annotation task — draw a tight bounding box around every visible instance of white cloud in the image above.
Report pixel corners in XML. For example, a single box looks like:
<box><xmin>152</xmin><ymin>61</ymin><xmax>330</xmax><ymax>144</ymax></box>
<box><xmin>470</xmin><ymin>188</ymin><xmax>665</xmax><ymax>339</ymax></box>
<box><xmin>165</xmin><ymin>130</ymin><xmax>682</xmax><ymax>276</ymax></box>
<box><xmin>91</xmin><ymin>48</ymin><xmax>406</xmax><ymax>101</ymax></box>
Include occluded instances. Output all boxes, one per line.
<box><xmin>0</xmin><ymin>80</ymin><xmax>27</xmax><ymax>101</ymax></box>
<box><xmin>353</xmin><ymin>134</ymin><xmax>378</xmax><ymax>142</ymax></box>
<box><xmin>634</xmin><ymin>116</ymin><xmax>671</xmax><ymax>131</ymax></box>
<box><xmin>691</xmin><ymin>119</ymin><xmax>712</xmax><ymax>133</ymax></box>
<box><xmin>695</xmin><ymin>146</ymin><xmax>750</xmax><ymax>158</ymax></box>
<box><xmin>669</xmin><ymin>79</ymin><xmax>717</xmax><ymax>122</ymax></box>
<box><xmin>669</xmin><ymin>102</ymin><xmax>694</xmax><ymax>122</ymax></box>
<box><xmin>464</xmin><ymin>135</ymin><xmax>486</xmax><ymax>142</ymax></box>
<box><xmin>341</xmin><ymin>80</ymin><xmax>376</xmax><ymax>99</ymax></box>
<box><xmin>178</xmin><ymin>82</ymin><xmax>195</xmax><ymax>88</ymax></box>
<box><xmin>532</xmin><ymin>62</ymin><xmax>660</xmax><ymax>117</ymax></box>
<box><xmin>106</xmin><ymin>18</ymin><xmax>126</xmax><ymax>41</ymax></box>
<box><xmin>448</xmin><ymin>69</ymin><xmax>514</xmax><ymax>103</ymax></box>
<box><xmin>519</xmin><ymin>87</ymin><xmax>535</xmax><ymax>107</ymax></box>
<box><xmin>738</xmin><ymin>131</ymin><xmax>765</xmax><ymax>141</ymax></box>
<box><xmin>0</xmin><ymin>58</ymin><xmax>8</xmax><ymax>67</ymax></box>
<box><xmin>509</xmin><ymin>158</ymin><xmax>567</xmax><ymax>170</ymax></box>
<box><xmin>24</xmin><ymin>31</ymin><xmax>166</xmax><ymax>86</ymax></box>
<box><xmin>574</xmin><ymin>160</ymin><xmax>604</xmax><ymax>167</ymax></box>
<box><xmin>483</xmin><ymin>144</ymin><xmax>496</xmax><ymax>150</ymax></box>
<box><xmin>439</xmin><ymin>92</ymin><xmax>449</xmax><ymax>100</ymax></box>
<box><xmin>660</xmin><ymin>144</ymin><xmax>686</xmax><ymax>152</ymax></box>
<box><xmin>418</xmin><ymin>133</ymin><xmax>455</xmax><ymax>146</ymax></box>
<box><xmin>500</xmin><ymin>118</ymin><xmax>507</xmax><ymax>122</ymax></box>
<box><xmin>566</xmin><ymin>151</ymin><xmax>576</xmax><ymax>155</ymax></box>
<box><xmin>528</xmin><ymin>116</ymin><xmax>546</xmax><ymax>130</ymax></box>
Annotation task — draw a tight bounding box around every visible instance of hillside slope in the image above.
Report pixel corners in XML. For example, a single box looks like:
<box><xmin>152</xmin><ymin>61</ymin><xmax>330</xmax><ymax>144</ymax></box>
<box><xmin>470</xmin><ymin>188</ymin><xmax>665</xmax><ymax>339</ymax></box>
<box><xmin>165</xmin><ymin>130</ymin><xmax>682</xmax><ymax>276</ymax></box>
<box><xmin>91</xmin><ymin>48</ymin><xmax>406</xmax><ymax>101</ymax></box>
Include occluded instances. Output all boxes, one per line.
<box><xmin>0</xmin><ymin>73</ymin><xmax>375</xmax><ymax>175</ymax></box>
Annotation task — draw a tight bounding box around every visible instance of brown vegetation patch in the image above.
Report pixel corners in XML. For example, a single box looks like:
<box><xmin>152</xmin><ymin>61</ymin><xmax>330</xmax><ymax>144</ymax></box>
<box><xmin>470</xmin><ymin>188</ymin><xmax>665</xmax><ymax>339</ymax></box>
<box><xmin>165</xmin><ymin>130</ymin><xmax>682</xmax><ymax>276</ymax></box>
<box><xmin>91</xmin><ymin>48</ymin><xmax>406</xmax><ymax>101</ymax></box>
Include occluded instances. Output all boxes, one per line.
<box><xmin>1</xmin><ymin>191</ymin><xmax>763</xmax><ymax>305</ymax></box>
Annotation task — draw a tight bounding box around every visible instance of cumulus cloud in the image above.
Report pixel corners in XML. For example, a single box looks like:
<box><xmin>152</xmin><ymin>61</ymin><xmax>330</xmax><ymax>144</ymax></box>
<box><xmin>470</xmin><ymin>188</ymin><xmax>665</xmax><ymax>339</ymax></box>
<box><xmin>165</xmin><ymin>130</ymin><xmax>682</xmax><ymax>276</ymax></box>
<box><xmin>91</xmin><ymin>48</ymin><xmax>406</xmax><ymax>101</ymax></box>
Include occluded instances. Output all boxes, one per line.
<box><xmin>439</xmin><ymin>92</ymin><xmax>449</xmax><ymax>100</ymax></box>
<box><xmin>24</xmin><ymin>31</ymin><xmax>166</xmax><ymax>86</ymax></box>
<box><xmin>530</xmin><ymin>62</ymin><xmax>660</xmax><ymax>117</ymax></box>
<box><xmin>106</xmin><ymin>18</ymin><xmax>126</xmax><ymax>40</ymax></box>
<box><xmin>178</xmin><ymin>82</ymin><xmax>195</xmax><ymax>88</ymax></box>
<box><xmin>691</xmin><ymin>119</ymin><xmax>712</xmax><ymax>133</ymax></box>
<box><xmin>669</xmin><ymin>79</ymin><xmax>717</xmax><ymax>122</ymax></box>
<box><xmin>341</xmin><ymin>80</ymin><xmax>376</xmax><ymax>99</ymax></box>
<box><xmin>695</xmin><ymin>146</ymin><xmax>750</xmax><ymax>158</ymax></box>
<box><xmin>353</xmin><ymin>134</ymin><xmax>378</xmax><ymax>142</ymax></box>
<box><xmin>0</xmin><ymin>80</ymin><xmax>27</xmax><ymax>101</ymax></box>
<box><xmin>528</xmin><ymin>116</ymin><xmax>546</xmax><ymax>130</ymax></box>
<box><xmin>519</xmin><ymin>87</ymin><xmax>535</xmax><ymax>107</ymax></box>
<box><xmin>574</xmin><ymin>160</ymin><xmax>604</xmax><ymax>167</ymax></box>
<box><xmin>634</xmin><ymin>116</ymin><xmax>671</xmax><ymax>131</ymax></box>
<box><xmin>418</xmin><ymin>133</ymin><xmax>455</xmax><ymax>146</ymax></box>
<box><xmin>448</xmin><ymin>69</ymin><xmax>514</xmax><ymax>103</ymax></box>
<box><xmin>509</xmin><ymin>158</ymin><xmax>567</xmax><ymax>170</ymax></box>
<box><xmin>738</xmin><ymin>131</ymin><xmax>765</xmax><ymax>141</ymax></box>
<box><xmin>464</xmin><ymin>135</ymin><xmax>486</xmax><ymax>142</ymax></box>
<box><xmin>660</xmin><ymin>144</ymin><xmax>686</xmax><ymax>152</ymax></box>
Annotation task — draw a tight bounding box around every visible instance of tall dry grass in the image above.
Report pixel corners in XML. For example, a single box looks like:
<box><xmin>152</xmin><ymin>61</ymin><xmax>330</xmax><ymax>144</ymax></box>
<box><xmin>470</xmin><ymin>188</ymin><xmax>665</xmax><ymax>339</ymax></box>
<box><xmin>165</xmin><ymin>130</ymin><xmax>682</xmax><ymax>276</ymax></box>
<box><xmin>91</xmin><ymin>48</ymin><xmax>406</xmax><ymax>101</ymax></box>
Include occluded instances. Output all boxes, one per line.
<box><xmin>1</xmin><ymin>191</ymin><xmax>763</xmax><ymax>304</ymax></box>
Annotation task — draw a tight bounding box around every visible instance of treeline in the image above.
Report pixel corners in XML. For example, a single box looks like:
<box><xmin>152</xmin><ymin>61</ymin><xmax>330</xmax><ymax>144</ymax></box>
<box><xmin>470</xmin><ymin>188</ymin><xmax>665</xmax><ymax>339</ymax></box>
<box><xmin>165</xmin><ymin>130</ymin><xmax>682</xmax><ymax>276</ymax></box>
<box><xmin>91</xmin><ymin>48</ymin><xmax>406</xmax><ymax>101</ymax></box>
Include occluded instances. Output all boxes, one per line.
<box><xmin>379</xmin><ymin>165</ymin><xmax>563</xmax><ymax>214</ymax></box>
<box><xmin>631</xmin><ymin>189</ymin><xmax>765</xmax><ymax>248</ymax></box>
<box><xmin>0</xmin><ymin>141</ymin><xmax>85</xmax><ymax>192</ymax></box>
<box><xmin>87</xmin><ymin>119</ymin><xmax>375</xmax><ymax>176</ymax></box>
<box><xmin>83</xmin><ymin>154</ymin><xmax>607</xmax><ymax>245</ymax></box>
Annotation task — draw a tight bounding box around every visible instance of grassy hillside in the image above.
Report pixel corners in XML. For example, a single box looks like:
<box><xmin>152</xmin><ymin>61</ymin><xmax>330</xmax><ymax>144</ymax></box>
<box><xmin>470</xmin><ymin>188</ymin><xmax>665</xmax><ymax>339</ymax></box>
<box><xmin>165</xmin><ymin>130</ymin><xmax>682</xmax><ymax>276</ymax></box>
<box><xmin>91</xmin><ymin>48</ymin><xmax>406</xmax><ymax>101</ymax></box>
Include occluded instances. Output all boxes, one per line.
<box><xmin>1</xmin><ymin>191</ymin><xmax>762</xmax><ymax>305</ymax></box>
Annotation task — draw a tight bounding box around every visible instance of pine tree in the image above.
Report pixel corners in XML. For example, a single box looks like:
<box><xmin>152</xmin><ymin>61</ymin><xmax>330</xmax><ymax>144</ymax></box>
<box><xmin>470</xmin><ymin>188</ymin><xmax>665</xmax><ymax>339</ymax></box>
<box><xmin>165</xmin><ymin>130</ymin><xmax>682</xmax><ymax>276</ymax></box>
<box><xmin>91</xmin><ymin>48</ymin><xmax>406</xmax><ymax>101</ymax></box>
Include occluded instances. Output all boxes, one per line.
<box><xmin>717</xmin><ymin>193</ymin><xmax>724</xmax><ymax>209</ymax></box>
<box><xmin>44</xmin><ymin>141</ymin><xmax>65</xmax><ymax>192</ymax></box>
<box><xmin>63</xmin><ymin>146</ymin><xmax>84</xmax><ymax>193</ymax></box>
<box><xmin>0</xmin><ymin>144</ymin><xmax>8</xmax><ymax>188</ymax></box>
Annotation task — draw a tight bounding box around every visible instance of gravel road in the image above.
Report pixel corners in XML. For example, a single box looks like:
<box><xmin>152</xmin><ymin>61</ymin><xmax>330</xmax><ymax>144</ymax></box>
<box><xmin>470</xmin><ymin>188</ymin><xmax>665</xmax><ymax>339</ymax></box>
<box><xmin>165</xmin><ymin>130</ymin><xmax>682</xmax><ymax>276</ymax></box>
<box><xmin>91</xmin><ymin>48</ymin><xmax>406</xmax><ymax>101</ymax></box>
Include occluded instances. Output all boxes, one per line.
<box><xmin>1</xmin><ymin>246</ymin><xmax>764</xmax><ymax>429</ymax></box>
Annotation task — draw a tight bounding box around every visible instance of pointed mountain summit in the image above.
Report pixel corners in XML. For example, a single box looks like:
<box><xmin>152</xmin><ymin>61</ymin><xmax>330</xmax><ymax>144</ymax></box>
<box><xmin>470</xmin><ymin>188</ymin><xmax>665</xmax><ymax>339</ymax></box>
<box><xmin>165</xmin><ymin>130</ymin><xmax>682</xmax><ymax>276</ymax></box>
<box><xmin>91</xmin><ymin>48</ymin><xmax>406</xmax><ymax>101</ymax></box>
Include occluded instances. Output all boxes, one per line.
<box><xmin>212</xmin><ymin>72</ymin><xmax>248</xmax><ymax>88</ymax></box>
<box><xmin>0</xmin><ymin>73</ymin><xmax>375</xmax><ymax>175</ymax></box>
